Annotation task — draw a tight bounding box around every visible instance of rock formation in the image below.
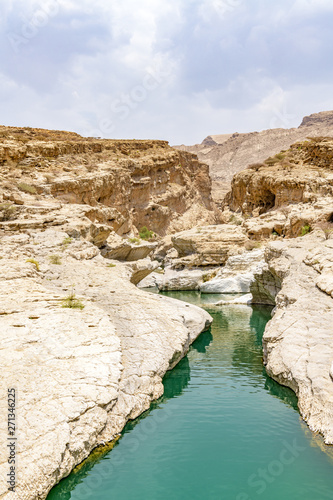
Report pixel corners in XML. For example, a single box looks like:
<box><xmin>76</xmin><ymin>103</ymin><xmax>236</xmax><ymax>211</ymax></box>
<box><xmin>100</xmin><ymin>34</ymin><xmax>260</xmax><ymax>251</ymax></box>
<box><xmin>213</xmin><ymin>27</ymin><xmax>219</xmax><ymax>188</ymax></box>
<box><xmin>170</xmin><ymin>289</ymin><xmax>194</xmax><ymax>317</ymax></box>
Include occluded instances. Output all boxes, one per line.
<box><xmin>200</xmin><ymin>249</ymin><xmax>265</xmax><ymax>294</ymax></box>
<box><xmin>0</xmin><ymin>229</ymin><xmax>212</xmax><ymax>499</ymax></box>
<box><xmin>175</xmin><ymin>110</ymin><xmax>333</xmax><ymax>203</ymax></box>
<box><xmin>0</xmin><ymin>126</ymin><xmax>217</xmax><ymax>238</ymax></box>
<box><xmin>0</xmin><ymin>126</ymin><xmax>217</xmax><ymax>499</ymax></box>
<box><xmin>209</xmin><ymin>135</ymin><xmax>333</xmax><ymax>444</ymax></box>
<box><xmin>1</xmin><ymin>117</ymin><xmax>333</xmax><ymax>499</ymax></box>
<box><xmin>251</xmin><ymin>233</ymin><xmax>333</xmax><ymax>444</ymax></box>
<box><xmin>170</xmin><ymin>224</ymin><xmax>249</xmax><ymax>267</ymax></box>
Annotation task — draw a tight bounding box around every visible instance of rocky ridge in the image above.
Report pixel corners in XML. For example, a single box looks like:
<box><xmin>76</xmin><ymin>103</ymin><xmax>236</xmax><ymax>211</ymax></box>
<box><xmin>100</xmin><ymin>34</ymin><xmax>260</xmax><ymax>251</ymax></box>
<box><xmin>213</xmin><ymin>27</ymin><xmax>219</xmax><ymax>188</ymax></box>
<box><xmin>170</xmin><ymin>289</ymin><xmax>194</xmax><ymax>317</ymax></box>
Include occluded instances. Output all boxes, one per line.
<box><xmin>160</xmin><ymin>133</ymin><xmax>333</xmax><ymax>445</ymax></box>
<box><xmin>175</xmin><ymin>110</ymin><xmax>333</xmax><ymax>203</ymax></box>
<box><xmin>0</xmin><ymin>126</ymin><xmax>217</xmax><ymax>238</ymax></box>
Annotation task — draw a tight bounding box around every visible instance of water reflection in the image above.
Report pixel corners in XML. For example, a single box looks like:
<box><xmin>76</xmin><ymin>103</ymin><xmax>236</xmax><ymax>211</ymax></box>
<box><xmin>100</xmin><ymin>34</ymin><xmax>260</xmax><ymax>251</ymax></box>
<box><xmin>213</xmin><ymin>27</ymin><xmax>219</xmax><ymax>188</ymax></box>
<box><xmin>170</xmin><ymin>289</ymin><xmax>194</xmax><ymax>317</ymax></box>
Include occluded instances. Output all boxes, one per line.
<box><xmin>48</xmin><ymin>356</ymin><xmax>193</xmax><ymax>499</ymax></box>
<box><xmin>47</xmin><ymin>292</ymin><xmax>333</xmax><ymax>500</ymax></box>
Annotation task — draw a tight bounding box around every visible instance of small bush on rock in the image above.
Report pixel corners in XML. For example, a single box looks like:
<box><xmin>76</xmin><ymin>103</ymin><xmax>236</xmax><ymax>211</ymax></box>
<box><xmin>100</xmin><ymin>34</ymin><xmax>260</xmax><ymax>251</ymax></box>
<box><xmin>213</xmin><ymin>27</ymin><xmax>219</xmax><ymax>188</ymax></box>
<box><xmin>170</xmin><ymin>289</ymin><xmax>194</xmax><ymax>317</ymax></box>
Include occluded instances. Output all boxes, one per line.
<box><xmin>139</xmin><ymin>226</ymin><xmax>154</xmax><ymax>240</ymax></box>
<box><xmin>300</xmin><ymin>224</ymin><xmax>311</xmax><ymax>236</ymax></box>
<box><xmin>229</xmin><ymin>215</ymin><xmax>242</xmax><ymax>226</ymax></box>
<box><xmin>61</xmin><ymin>236</ymin><xmax>73</xmax><ymax>249</ymax></box>
<box><xmin>61</xmin><ymin>289</ymin><xmax>84</xmax><ymax>310</ymax></box>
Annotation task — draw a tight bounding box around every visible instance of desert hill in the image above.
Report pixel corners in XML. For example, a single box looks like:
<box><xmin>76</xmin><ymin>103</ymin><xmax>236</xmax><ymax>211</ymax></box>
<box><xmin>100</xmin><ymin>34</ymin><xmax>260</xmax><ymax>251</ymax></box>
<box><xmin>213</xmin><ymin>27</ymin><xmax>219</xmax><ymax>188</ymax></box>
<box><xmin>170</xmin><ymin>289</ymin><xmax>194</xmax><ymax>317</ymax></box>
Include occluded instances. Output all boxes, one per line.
<box><xmin>175</xmin><ymin>110</ymin><xmax>333</xmax><ymax>203</ymax></box>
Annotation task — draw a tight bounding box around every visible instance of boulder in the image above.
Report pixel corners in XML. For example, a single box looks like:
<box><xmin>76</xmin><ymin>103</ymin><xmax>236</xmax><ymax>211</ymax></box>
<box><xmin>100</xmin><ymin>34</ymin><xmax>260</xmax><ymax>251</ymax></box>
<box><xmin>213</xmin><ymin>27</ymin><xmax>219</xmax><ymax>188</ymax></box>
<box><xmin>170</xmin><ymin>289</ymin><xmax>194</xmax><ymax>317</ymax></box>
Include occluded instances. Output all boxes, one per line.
<box><xmin>101</xmin><ymin>233</ymin><xmax>157</xmax><ymax>261</ymax></box>
<box><xmin>137</xmin><ymin>271</ymin><xmax>164</xmax><ymax>289</ymax></box>
<box><xmin>200</xmin><ymin>249</ymin><xmax>264</xmax><ymax>293</ymax></box>
<box><xmin>157</xmin><ymin>267</ymin><xmax>206</xmax><ymax>291</ymax></box>
<box><xmin>216</xmin><ymin>293</ymin><xmax>253</xmax><ymax>305</ymax></box>
<box><xmin>171</xmin><ymin>224</ymin><xmax>249</xmax><ymax>266</ymax></box>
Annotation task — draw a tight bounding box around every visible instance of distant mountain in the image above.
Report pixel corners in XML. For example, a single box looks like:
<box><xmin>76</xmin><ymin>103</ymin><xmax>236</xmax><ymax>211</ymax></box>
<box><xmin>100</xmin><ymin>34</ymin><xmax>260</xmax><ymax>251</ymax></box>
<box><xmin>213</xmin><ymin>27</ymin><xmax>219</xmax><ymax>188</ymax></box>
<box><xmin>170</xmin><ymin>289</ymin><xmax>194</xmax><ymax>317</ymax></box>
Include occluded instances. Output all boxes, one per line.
<box><xmin>174</xmin><ymin>111</ymin><xmax>333</xmax><ymax>203</ymax></box>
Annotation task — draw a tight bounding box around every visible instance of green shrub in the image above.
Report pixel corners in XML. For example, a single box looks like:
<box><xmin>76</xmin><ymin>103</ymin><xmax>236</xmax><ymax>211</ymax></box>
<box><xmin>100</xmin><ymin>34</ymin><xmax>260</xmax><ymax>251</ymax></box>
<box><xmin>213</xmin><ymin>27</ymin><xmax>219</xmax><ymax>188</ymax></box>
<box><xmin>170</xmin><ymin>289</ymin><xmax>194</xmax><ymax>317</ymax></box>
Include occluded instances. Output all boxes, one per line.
<box><xmin>18</xmin><ymin>182</ymin><xmax>37</xmax><ymax>194</ymax></box>
<box><xmin>107</xmin><ymin>263</ymin><xmax>116</xmax><ymax>268</ymax></box>
<box><xmin>49</xmin><ymin>254</ymin><xmax>62</xmax><ymax>265</ymax></box>
<box><xmin>139</xmin><ymin>226</ymin><xmax>154</xmax><ymax>240</ymax></box>
<box><xmin>300</xmin><ymin>224</ymin><xmax>311</xmax><ymax>236</ymax></box>
<box><xmin>61</xmin><ymin>289</ymin><xmax>84</xmax><ymax>310</ymax></box>
<box><xmin>202</xmin><ymin>271</ymin><xmax>217</xmax><ymax>283</ymax></box>
<box><xmin>26</xmin><ymin>258</ymin><xmax>40</xmax><ymax>271</ymax></box>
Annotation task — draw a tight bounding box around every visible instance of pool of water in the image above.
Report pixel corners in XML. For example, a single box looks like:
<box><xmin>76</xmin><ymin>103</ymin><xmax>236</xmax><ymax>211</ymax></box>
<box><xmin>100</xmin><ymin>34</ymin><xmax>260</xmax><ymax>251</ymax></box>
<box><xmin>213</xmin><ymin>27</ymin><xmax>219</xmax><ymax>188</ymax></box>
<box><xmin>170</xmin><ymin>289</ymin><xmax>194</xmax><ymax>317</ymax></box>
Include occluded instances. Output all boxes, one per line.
<box><xmin>47</xmin><ymin>292</ymin><xmax>333</xmax><ymax>500</ymax></box>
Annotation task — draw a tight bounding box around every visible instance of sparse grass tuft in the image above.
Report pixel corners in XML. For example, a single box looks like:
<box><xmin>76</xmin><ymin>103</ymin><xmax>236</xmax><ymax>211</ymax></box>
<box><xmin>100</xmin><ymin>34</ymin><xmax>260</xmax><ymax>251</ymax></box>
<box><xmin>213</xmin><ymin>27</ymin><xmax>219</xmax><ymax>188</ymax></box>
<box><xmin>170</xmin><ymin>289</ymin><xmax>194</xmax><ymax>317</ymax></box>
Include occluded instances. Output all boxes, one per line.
<box><xmin>18</xmin><ymin>182</ymin><xmax>37</xmax><ymax>194</ymax></box>
<box><xmin>129</xmin><ymin>237</ymin><xmax>140</xmax><ymax>245</ymax></box>
<box><xmin>26</xmin><ymin>258</ymin><xmax>40</xmax><ymax>271</ymax></box>
<box><xmin>49</xmin><ymin>254</ymin><xmax>62</xmax><ymax>265</ymax></box>
<box><xmin>202</xmin><ymin>270</ymin><xmax>218</xmax><ymax>283</ymax></box>
<box><xmin>107</xmin><ymin>263</ymin><xmax>116</xmax><ymax>268</ymax></box>
<box><xmin>229</xmin><ymin>215</ymin><xmax>242</xmax><ymax>226</ymax></box>
<box><xmin>61</xmin><ymin>288</ymin><xmax>84</xmax><ymax>310</ymax></box>
<box><xmin>61</xmin><ymin>236</ymin><xmax>73</xmax><ymax>249</ymax></box>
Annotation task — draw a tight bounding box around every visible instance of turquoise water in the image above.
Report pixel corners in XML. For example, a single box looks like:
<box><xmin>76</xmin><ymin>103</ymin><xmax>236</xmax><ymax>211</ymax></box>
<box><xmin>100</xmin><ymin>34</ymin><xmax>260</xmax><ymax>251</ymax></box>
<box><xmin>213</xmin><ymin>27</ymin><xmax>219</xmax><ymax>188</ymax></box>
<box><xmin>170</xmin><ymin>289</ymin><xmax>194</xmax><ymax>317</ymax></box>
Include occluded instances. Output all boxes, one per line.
<box><xmin>47</xmin><ymin>292</ymin><xmax>333</xmax><ymax>500</ymax></box>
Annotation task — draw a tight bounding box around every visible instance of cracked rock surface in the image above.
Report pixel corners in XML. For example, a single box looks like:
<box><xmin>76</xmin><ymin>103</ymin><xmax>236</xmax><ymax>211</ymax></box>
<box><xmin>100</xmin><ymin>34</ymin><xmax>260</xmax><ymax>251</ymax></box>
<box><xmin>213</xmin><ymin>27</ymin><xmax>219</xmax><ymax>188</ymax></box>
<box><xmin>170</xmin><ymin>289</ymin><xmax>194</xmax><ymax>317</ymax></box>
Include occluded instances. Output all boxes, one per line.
<box><xmin>254</xmin><ymin>232</ymin><xmax>333</xmax><ymax>443</ymax></box>
<box><xmin>0</xmin><ymin>229</ymin><xmax>212</xmax><ymax>499</ymax></box>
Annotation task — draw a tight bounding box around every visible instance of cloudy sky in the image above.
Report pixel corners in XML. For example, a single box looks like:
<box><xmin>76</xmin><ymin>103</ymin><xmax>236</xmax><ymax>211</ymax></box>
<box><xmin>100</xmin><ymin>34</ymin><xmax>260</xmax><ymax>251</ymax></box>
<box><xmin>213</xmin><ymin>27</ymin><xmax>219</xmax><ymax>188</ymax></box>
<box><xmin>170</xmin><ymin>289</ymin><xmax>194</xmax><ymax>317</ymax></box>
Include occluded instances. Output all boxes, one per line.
<box><xmin>1</xmin><ymin>0</ymin><xmax>333</xmax><ymax>144</ymax></box>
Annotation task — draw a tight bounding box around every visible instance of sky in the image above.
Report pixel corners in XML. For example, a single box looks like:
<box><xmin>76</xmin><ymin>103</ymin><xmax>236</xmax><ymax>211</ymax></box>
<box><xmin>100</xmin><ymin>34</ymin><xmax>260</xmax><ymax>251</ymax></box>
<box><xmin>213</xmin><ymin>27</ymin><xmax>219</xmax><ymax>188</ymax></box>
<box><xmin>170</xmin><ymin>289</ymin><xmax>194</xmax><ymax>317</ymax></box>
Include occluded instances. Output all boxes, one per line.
<box><xmin>1</xmin><ymin>0</ymin><xmax>333</xmax><ymax>144</ymax></box>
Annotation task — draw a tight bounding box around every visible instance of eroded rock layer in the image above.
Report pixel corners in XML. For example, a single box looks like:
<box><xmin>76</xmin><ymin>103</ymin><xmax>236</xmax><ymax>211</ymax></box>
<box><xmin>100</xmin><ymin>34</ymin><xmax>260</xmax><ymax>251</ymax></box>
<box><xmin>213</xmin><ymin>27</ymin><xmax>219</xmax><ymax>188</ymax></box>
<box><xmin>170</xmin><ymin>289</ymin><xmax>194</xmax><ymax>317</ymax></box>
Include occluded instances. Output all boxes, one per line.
<box><xmin>0</xmin><ymin>126</ymin><xmax>216</xmax><ymax>237</ymax></box>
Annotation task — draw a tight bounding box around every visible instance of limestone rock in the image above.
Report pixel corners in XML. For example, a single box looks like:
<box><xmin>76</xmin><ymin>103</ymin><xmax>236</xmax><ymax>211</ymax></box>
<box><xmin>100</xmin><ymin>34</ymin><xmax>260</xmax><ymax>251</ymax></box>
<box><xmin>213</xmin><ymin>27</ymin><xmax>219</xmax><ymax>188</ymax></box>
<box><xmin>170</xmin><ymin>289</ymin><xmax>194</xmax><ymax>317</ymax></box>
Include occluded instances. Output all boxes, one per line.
<box><xmin>253</xmin><ymin>234</ymin><xmax>333</xmax><ymax>444</ymax></box>
<box><xmin>200</xmin><ymin>249</ymin><xmax>264</xmax><ymax>293</ymax></box>
<box><xmin>216</xmin><ymin>293</ymin><xmax>253</xmax><ymax>305</ymax></box>
<box><xmin>0</xmin><ymin>230</ymin><xmax>212</xmax><ymax>499</ymax></box>
<box><xmin>137</xmin><ymin>271</ymin><xmax>164</xmax><ymax>289</ymax></box>
<box><xmin>0</xmin><ymin>126</ymin><xmax>217</xmax><ymax>237</ymax></box>
<box><xmin>156</xmin><ymin>267</ymin><xmax>212</xmax><ymax>291</ymax></box>
<box><xmin>228</xmin><ymin>139</ymin><xmax>333</xmax><ymax>218</ymax></box>
<box><xmin>124</xmin><ymin>258</ymin><xmax>160</xmax><ymax>285</ymax></box>
<box><xmin>171</xmin><ymin>224</ymin><xmax>249</xmax><ymax>267</ymax></box>
<box><xmin>101</xmin><ymin>233</ymin><xmax>157</xmax><ymax>261</ymax></box>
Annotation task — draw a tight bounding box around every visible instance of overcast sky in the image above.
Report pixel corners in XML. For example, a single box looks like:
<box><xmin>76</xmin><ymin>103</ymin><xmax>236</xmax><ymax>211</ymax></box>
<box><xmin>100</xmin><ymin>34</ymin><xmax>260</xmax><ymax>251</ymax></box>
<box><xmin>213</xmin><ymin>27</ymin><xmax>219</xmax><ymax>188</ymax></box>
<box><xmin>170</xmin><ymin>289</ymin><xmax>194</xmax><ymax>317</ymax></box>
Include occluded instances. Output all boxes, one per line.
<box><xmin>1</xmin><ymin>0</ymin><xmax>333</xmax><ymax>144</ymax></box>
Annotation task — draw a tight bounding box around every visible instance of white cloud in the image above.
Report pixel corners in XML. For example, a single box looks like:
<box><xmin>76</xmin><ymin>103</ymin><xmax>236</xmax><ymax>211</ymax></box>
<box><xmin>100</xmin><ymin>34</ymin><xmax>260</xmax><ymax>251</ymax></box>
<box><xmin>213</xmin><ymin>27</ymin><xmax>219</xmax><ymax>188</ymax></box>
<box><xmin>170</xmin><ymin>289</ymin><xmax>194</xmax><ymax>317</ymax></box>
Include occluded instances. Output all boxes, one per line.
<box><xmin>0</xmin><ymin>0</ymin><xmax>333</xmax><ymax>144</ymax></box>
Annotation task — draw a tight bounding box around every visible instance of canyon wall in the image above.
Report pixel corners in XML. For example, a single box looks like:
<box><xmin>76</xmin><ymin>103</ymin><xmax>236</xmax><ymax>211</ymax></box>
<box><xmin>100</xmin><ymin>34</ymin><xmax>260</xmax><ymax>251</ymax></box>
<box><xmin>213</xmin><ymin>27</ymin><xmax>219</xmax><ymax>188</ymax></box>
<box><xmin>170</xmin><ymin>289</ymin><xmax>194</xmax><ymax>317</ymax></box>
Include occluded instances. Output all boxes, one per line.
<box><xmin>0</xmin><ymin>126</ymin><xmax>216</xmax><ymax>237</ymax></box>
